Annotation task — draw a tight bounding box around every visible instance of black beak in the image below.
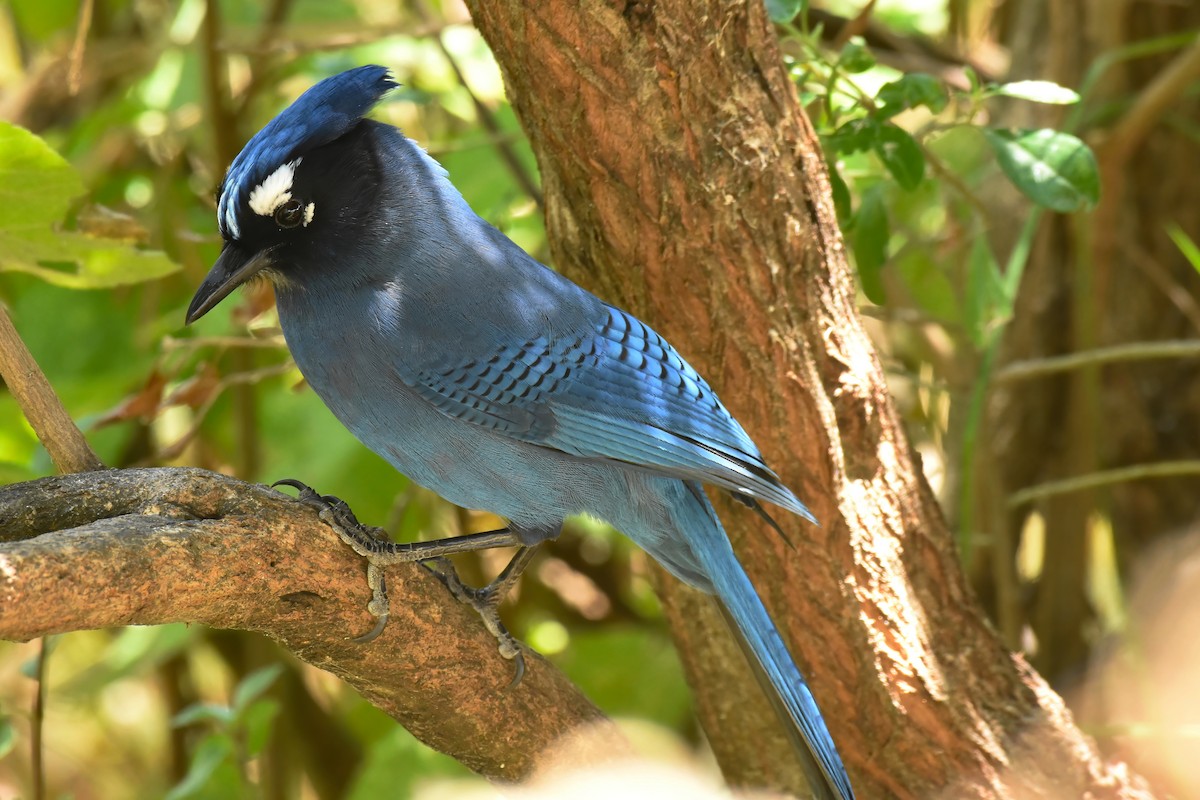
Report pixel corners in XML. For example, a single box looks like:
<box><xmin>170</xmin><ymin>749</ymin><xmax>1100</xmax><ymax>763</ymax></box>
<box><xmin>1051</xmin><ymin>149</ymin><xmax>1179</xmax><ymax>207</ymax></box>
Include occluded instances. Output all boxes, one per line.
<box><xmin>186</xmin><ymin>244</ymin><xmax>275</xmax><ymax>324</ymax></box>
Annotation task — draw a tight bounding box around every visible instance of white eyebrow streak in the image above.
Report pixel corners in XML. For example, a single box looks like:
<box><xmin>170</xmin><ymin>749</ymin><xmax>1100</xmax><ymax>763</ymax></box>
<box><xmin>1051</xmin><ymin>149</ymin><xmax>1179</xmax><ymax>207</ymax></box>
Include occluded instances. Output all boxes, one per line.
<box><xmin>222</xmin><ymin>204</ymin><xmax>240</xmax><ymax>239</ymax></box>
<box><xmin>248</xmin><ymin>158</ymin><xmax>302</xmax><ymax>217</ymax></box>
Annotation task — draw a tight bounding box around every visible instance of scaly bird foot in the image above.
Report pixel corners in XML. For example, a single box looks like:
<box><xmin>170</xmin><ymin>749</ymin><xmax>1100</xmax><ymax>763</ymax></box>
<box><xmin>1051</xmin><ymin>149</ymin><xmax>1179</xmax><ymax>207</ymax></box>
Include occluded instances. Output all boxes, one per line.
<box><xmin>422</xmin><ymin>556</ymin><xmax>526</xmax><ymax>688</ymax></box>
<box><xmin>273</xmin><ymin>478</ymin><xmax>394</xmax><ymax>556</ymax></box>
<box><xmin>272</xmin><ymin>479</ymin><xmax>535</xmax><ymax>680</ymax></box>
<box><xmin>273</xmin><ymin>478</ymin><xmax>392</xmax><ymax>641</ymax></box>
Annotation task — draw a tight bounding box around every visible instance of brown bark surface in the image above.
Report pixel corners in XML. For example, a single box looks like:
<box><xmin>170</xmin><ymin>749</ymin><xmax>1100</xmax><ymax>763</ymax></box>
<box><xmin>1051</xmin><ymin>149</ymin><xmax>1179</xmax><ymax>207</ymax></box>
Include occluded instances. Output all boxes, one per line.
<box><xmin>466</xmin><ymin>1</ymin><xmax>1154</xmax><ymax>797</ymax></box>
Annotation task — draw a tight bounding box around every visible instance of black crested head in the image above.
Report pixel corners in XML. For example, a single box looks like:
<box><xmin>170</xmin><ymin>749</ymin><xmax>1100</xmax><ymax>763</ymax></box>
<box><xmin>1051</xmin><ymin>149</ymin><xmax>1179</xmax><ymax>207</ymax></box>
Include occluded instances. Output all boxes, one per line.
<box><xmin>216</xmin><ymin>65</ymin><xmax>396</xmax><ymax>242</ymax></box>
<box><xmin>187</xmin><ymin>66</ymin><xmax>395</xmax><ymax>324</ymax></box>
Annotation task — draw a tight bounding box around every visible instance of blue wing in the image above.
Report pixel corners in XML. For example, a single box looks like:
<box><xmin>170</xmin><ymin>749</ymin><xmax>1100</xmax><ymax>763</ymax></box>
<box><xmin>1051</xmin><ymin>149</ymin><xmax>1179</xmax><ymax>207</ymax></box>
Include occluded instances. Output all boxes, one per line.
<box><xmin>398</xmin><ymin>304</ymin><xmax>812</xmax><ymax>518</ymax></box>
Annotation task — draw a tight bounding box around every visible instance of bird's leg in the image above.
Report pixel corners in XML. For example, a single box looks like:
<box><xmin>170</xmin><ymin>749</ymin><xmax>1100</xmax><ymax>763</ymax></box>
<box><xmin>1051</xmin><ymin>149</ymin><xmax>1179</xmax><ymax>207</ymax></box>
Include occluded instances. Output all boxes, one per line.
<box><xmin>277</xmin><ymin>479</ymin><xmax>523</xmax><ymax>560</ymax></box>
<box><xmin>272</xmin><ymin>479</ymin><xmax>532</xmax><ymax>676</ymax></box>
<box><xmin>423</xmin><ymin>545</ymin><xmax>540</xmax><ymax>687</ymax></box>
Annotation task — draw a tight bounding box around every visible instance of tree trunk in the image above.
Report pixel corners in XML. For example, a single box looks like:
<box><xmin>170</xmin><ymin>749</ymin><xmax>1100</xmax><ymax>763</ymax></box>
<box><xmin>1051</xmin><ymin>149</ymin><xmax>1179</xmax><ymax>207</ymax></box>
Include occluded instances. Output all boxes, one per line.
<box><xmin>466</xmin><ymin>1</ymin><xmax>1152</xmax><ymax>796</ymax></box>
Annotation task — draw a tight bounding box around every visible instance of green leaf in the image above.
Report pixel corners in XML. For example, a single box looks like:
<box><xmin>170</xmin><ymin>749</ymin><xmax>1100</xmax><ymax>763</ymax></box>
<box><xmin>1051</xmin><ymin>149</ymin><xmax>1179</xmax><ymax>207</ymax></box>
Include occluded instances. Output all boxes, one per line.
<box><xmin>827</xmin><ymin>161</ymin><xmax>852</xmax><ymax>221</ymax></box>
<box><xmin>828</xmin><ymin>119</ymin><xmax>925</xmax><ymax>191</ymax></box>
<box><xmin>873</xmin><ymin>123</ymin><xmax>925</xmax><ymax>191</ymax></box>
<box><xmin>875</xmin><ymin>73</ymin><xmax>947</xmax><ymax>117</ymax></box>
<box><xmin>242</xmin><ymin>698</ymin><xmax>281</xmax><ymax>757</ymax></box>
<box><xmin>964</xmin><ymin>65</ymin><xmax>982</xmax><ymax>94</ymax></box>
<box><xmin>0</xmin><ymin>122</ymin><xmax>179</xmax><ymax>288</ymax></box>
<box><xmin>231</xmin><ymin>663</ymin><xmax>284</xmax><ymax>714</ymax></box>
<box><xmin>0</xmin><ymin>122</ymin><xmax>82</xmax><ymax>219</ymax></box>
<box><xmin>165</xmin><ymin>734</ymin><xmax>233</xmax><ymax>800</ymax></box>
<box><xmin>1166</xmin><ymin>224</ymin><xmax>1200</xmax><ymax>275</ymax></box>
<box><xmin>838</xmin><ymin>37</ymin><xmax>875</xmax><ymax>74</ymax></box>
<box><xmin>963</xmin><ymin>237</ymin><xmax>1009</xmax><ymax>347</ymax></box>
<box><xmin>995</xmin><ymin>80</ymin><xmax>1080</xmax><ymax>105</ymax></box>
<box><xmin>172</xmin><ymin>702</ymin><xmax>235</xmax><ymax>728</ymax></box>
<box><xmin>0</xmin><ymin>715</ymin><xmax>15</xmax><ymax>760</ymax></box>
<box><xmin>983</xmin><ymin>128</ymin><xmax>1100</xmax><ymax>212</ymax></box>
<box><xmin>826</xmin><ymin>117</ymin><xmax>879</xmax><ymax>156</ymax></box>
<box><xmin>765</xmin><ymin>0</ymin><xmax>805</xmax><ymax>23</ymax></box>
<box><xmin>852</xmin><ymin>185</ymin><xmax>890</xmax><ymax>304</ymax></box>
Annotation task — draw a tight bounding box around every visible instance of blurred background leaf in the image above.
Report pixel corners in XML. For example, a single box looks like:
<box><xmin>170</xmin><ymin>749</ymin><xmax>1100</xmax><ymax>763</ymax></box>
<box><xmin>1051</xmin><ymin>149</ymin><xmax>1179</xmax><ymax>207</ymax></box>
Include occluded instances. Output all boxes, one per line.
<box><xmin>1</xmin><ymin>0</ymin><xmax>1198</xmax><ymax>797</ymax></box>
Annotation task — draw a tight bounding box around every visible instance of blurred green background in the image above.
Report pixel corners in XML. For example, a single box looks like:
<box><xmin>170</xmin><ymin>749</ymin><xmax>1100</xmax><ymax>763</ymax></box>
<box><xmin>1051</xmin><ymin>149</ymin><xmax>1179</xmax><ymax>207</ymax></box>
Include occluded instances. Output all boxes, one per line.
<box><xmin>2</xmin><ymin>0</ymin><xmax>1198</xmax><ymax>797</ymax></box>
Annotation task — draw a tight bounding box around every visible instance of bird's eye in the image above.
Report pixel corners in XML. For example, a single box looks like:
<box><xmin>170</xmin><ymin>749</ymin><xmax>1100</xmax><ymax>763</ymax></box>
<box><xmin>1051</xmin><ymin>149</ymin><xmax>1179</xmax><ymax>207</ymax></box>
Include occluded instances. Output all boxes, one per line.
<box><xmin>274</xmin><ymin>198</ymin><xmax>304</xmax><ymax>228</ymax></box>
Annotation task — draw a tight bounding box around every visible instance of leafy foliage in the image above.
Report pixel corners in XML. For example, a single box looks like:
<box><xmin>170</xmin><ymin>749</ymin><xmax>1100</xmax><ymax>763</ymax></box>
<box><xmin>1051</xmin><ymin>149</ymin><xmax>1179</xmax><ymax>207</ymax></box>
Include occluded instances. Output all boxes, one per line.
<box><xmin>166</xmin><ymin>665</ymin><xmax>283</xmax><ymax>799</ymax></box>
<box><xmin>0</xmin><ymin>123</ymin><xmax>178</xmax><ymax>288</ymax></box>
<box><xmin>0</xmin><ymin>0</ymin><xmax>1186</xmax><ymax>797</ymax></box>
<box><xmin>982</xmin><ymin>128</ymin><xmax>1099</xmax><ymax>213</ymax></box>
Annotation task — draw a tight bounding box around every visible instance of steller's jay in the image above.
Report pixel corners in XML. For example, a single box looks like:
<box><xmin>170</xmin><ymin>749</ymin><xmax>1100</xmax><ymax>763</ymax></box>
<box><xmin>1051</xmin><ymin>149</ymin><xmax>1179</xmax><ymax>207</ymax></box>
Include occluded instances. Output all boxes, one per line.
<box><xmin>186</xmin><ymin>66</ymin><xmax>854</xmax><ymax>800</ymax></box>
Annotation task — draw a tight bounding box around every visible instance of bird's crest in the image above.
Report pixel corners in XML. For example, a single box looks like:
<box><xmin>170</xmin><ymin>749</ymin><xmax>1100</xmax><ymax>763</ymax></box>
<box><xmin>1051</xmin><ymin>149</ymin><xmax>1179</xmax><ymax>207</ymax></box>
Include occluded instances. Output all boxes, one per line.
<box><xmin>217</xmin><ymin>65</ymin><xmax>396</xmax><ymax>239</ymax></box>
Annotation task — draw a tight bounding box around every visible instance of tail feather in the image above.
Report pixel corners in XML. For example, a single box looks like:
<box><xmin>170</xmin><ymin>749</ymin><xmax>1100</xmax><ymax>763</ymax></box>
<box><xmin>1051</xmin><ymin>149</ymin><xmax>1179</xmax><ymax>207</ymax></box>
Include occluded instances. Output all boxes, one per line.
<box><xmin>681</xmin><ymin>483</ymin><xmax>854</xmax><ymax>800</ymax></box>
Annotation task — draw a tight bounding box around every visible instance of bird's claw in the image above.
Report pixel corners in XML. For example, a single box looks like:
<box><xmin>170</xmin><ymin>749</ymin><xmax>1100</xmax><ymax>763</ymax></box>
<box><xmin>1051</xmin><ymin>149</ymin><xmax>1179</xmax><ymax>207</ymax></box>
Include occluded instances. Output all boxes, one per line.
<box><xmin>274</xmin><ymin>479</ymin><xmax>527</xmax><ymax>684</ymax></box>
<box><xmin>273</xmin><ymin>478</ymin><xmax>392</xmax><ymax>640</ymax></box>
<box><xmin>423</xmin><ymin>556</ymin><xmax>526</xmax><ymax>689</ymax></box>
<box><xmin>273</xmin><ymin>478</ymin><xmax>392</xmax><ymax>557</ymax></box>
<box><xmin>272</xmin><ymin>477</ymin><xmax>326</xmax><ymax>508</ymax></box>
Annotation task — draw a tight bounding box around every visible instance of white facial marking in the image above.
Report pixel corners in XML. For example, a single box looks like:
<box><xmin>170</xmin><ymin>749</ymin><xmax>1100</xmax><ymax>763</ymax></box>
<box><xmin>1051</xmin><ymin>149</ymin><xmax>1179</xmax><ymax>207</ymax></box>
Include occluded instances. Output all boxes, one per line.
<box><xmin>248</xmin><ymin>158</ymin><xmax>302</xmax><ymax>217</ymax></box>
<box><xmin>303</xmin><ymin>202</ymin><xmax>315</xmax><ymax>227</ymax></box>
<box><xmin>223</xmin><ymin>205</ymin><xmax>240</xmax><ymax>239</ymax></box>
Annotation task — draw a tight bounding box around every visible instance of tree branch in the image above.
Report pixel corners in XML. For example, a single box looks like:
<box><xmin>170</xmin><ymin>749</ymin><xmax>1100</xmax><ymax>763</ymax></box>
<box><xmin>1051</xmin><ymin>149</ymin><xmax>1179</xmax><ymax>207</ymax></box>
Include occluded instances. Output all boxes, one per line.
<box><xmin>0</xmin><ymin>305</ymin><xmax>103</xmax><ymax>474</ymax></box>
<box><xmin>0</xmin><ymin>467</ymin><xmax>625</xmax><ymax>780</ymax></box>
<box><xmin>993</xmin><ymin>340</ymin><xmax>1200</xmax><ymax>383</ymax></box>
<box><xmin>1008</xmin><ymin>460</ymin><xmax>1200</xmax><ymax>508</ymax></box>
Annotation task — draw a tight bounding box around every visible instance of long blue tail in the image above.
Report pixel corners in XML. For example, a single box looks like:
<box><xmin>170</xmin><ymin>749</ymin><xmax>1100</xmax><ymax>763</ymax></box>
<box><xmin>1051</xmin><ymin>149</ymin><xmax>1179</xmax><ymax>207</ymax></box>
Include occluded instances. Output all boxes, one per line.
<box><xmin>679</xmin><ymin>482</ymin><xmax>855</xmax><ymax>800</ymax></box>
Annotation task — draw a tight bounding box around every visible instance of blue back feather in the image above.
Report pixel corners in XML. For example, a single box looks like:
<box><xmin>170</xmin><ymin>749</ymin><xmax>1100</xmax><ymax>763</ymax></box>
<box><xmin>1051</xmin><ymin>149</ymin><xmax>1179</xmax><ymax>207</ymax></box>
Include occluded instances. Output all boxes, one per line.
<box><xmin>393</xmin><ymin>299</ymin><xmax>816</xmax><ymax>518</ymax></box>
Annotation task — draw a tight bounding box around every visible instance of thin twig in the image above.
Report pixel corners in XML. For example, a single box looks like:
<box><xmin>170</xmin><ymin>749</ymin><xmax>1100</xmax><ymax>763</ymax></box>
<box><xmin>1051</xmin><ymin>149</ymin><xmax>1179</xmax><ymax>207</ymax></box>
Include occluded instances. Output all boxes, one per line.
<box><xmin>993</xmin><ymin>340</ymin><xmax>1200</xmax><ymax>384</ymax></box>
<box><xmin>1103</xmin><ymin>33</ymin><xmax>1200</xmax><ymax>166</ymax></box>
<box><xmin>922</xmin><ymin>145</ymin><xmax>989</xmax><ymax>218</ymax></box>
<box><xmin>67</xmin><ymin>0</ymin><xmax>95</xmax><ymax>96</ymax></box>
<box><xmin>147</xmin><ymin>363</ymin><xmax>297</xmax><ymax>464</ymax></box>
<box><xmin>1008</xmin><ymin>460</ymin><xmax>1200</xmax><ymax>508</ymax></box>
<box><xmin>1128</xmin><ymin>240</ymin><xmax>1200</xmax><ymax>336</ymax></box>
<box><xmin>231</xmin><ymin>0</ymin><xmax>297</xmax><ymax>118</ymax></box>
<box><xmin>0</xmin><ymin>306</ymin><xmax>104</xmax><ymax>473</ymax></box>
<box><xmin>31</xmin><ymin>638</ymin><xmax>47</xmax><ymax>800</ymax></box>
<box><xmin>832</xmin><ymin>0</ymin><xmax>878</xmax><ymax>50</ymax></box>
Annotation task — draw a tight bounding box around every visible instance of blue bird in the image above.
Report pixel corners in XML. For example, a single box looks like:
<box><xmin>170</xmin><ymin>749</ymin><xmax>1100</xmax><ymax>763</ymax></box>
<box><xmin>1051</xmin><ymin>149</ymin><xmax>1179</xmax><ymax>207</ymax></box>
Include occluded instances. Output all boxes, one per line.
<box><xmin>187</xmin><ymin>66</ymin><xmax>855</xmax><ymax>800</ymax></box>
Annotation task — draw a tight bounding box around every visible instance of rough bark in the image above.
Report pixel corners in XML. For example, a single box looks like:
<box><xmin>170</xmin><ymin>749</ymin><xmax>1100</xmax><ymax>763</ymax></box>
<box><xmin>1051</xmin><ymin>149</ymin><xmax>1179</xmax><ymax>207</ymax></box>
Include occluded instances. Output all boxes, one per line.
<box><xmin>465</xmin><ymin>1</ymin><xmax>1153</xmax><ymax>797</ymax></box>
<box><xmin>0</xmin><ymin>468</ymin><xmax>623</xmax><ymax>781</ymax></box>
